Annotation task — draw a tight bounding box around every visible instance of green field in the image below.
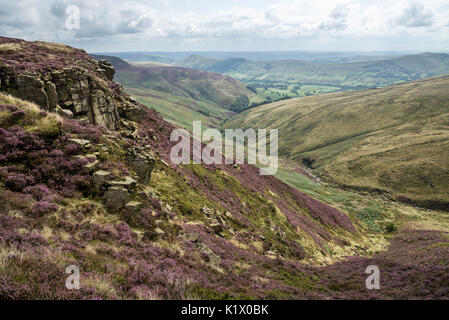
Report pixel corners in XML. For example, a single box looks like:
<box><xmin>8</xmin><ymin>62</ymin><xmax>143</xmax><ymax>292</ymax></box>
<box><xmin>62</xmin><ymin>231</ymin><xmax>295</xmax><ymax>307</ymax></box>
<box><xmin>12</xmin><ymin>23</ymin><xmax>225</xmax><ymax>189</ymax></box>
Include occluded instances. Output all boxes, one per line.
<box><xmin>248</xmin><ymin>83</ymin><xmax>343</xmax><ymax>103</ymax></box>
<box><xmin>274</xmin><ymin>167</ymin><xmax>393</xmax><ymax>232</ymax></box>
<box><xmin>180</xmin><ymin>52</ymin><xmax>449</xmax><ymax>90</ymax></box>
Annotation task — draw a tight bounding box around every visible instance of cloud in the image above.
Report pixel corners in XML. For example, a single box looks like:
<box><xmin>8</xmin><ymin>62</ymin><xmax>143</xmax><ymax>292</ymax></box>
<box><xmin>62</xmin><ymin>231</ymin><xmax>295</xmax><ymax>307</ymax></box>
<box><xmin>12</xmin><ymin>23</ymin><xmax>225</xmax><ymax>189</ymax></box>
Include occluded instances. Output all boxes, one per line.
<box><xmin>0</xmin><ymin>0</ymin><xmax>448</xmax><ymax>51</ymax></box>
<box><xmin>397</xmin><ymin>3</ymin><xmax>434</xmax><ymax>27</ymax></box>
<box><xmin>319</xmin><ymin>4</ymin><xmax>349</xmax><ymax>31</ymax></box>
<box><xmin>73</xmin><ymin>7</ymin><xmax>153</xmax><ymax>38</ymax></box>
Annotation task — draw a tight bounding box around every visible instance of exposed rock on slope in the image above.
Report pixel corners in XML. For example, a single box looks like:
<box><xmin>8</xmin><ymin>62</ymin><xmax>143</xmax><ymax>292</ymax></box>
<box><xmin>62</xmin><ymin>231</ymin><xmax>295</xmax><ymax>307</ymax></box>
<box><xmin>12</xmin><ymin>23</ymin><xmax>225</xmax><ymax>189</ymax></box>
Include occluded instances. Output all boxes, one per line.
<box><xmin>0</xmin><ymin>37</ymin><xmax>139</xmax><ymax>130</ymax></box>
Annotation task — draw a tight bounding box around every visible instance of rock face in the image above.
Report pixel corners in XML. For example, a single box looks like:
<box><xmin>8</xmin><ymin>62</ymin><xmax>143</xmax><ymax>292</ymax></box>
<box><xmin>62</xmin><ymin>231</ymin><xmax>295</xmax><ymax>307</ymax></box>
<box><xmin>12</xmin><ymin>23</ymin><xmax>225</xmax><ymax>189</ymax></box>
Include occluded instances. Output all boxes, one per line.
<box><xmin>97</xmin><ymin>59</ymin><xmax>115</xmax><ymax>81</ymax></box>
<box><xmin>0</xmin><ymin>37</ymin><xmax>144</xmax><ymax>130</ymax></box>
<box><xmin>103</xmin><ymin>187</ymin><xmax>130</xmax><ymax>213</ymax></box>
<box><xmin>92</xmin><ymin>170</ymin><xmax>111</xmax><ymax>187</ymax></box>
<box><xmin>12</xmin><ymin>74</ymin><xmax>49</xmax><ymax>108</ymax></box>
<box><xmin>124</xmin><ymin>201</ymin><xmax>143</xmax><ymax>215</ymax></box>
<box><xmin>0</xmin><ymin>68</ymin><xmax>121</xmax><ymax>129</ymax></box>
<box><xmin>108</xmin><ymin>176</ymin><xmax>137</xmax><ymax>191</ymax></box>
<box><xmin>126</xmin><ymin>147</ymin><xmax>156</xmax><ymax>184</ymax></box>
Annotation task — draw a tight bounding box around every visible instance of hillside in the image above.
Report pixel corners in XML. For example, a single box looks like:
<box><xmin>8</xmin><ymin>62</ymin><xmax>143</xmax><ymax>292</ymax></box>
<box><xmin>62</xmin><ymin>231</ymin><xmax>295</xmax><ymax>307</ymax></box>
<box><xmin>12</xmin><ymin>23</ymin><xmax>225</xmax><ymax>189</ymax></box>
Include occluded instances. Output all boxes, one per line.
<box><xmin>92</xmin><ymin>54</ymin><xmax>254</xmax><ymax>128</ymax></box>
<box><xmin>0</xmin><ymin>36</ymin><xmax>375</xmax><ymax>299</ymax></box>
<box><xmin>224</xmin><ymin>75</ymin><xmax>449</xmax><ymax>209</ymax></box>
<box><xmin>180</xmin><ymin>53</ymin><xmax>449</xmax><ymax>88</ymax></box>
<box><xmin>1</xmin><ymin>36</ymin><xmax>449</xmax><ymax>300</ymax></box>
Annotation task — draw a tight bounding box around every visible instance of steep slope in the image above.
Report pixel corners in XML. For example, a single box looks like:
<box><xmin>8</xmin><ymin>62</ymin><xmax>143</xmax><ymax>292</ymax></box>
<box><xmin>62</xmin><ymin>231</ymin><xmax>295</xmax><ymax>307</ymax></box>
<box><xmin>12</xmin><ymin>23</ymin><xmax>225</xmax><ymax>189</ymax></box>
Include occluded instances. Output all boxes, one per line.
<box><xmin>0</xmin><ymin>36</ymin><xmax>382</xmax><ymax>299</ymax></box>
<box><xmin>179</xmin><ymin>53</ymin><xmax>449</xmax><ymax>88</ymax></box>
<box><xmin>224</xmin><ymin>75</ymin><xmax>449</xmax><ymax>209</ymax></box>
<box><xmin>1</xmin><ymin>93</ymin><xmax>448</xmax><ymax>300</ymax></box>
<box><xmin>92</xmin><ymin>54</ymin><xmax>253</xmax><ymax>128</ymax></box>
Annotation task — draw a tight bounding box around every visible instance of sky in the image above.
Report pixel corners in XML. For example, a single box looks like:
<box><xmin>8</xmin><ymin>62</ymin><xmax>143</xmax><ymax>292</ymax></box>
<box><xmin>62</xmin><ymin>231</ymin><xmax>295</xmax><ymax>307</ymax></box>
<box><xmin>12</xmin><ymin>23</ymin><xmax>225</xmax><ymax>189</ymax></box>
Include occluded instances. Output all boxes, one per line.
<box><xmin>1</xmin><ymin>0</ymin><xmax>449</xmax><ymax>52</ymax></box>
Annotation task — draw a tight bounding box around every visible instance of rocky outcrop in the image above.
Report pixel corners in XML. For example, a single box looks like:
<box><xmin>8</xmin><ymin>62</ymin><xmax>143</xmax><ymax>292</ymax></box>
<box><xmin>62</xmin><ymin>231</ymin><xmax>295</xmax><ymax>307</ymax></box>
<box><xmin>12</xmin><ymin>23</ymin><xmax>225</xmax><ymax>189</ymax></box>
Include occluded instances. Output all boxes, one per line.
<box><xmin>124</xmin><ymin>201</ymin><xmax>143</xmax><ymax>215</ymax></box>
<box><xmin>92</xmin><ymin>170</ymin><xmax>111</xmax><ymax>187</ymax></box>
<box><xmin>0</xmin><ymin>37</ymin><xmax>144</xmax><ymax>130</ymax></box>
<box><xmin>103</xmin><ymin>187</ymin><xmax>130</xmax><ymax>213</ymax></box>
<box><xmin>200</xmin><ymin>206</ymin><xmax>227</xmax><ymax>235</ymax></box>
<box><xmin>97</xmin><ymin>59</ymin><xmax>115</xmax><ymax>81</ymax></box>
<box><xmin>0</xmin><ymin>68</ymin><xmax>122</xmax><ymax>129</ymax></box>
<box><xmin>126</xmin><ymin>147</ymin><xmax>156</xmax><ymax>184</ymax></box>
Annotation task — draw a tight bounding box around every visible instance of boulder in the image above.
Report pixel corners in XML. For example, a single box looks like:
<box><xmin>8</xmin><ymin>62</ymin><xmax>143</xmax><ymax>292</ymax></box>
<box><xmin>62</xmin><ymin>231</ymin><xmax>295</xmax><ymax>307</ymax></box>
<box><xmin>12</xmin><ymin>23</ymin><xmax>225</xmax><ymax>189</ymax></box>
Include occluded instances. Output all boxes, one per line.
<box><xmin>44</xmin><ymin>81</ymin><xmax>59</xmax><ymax>110</ymax></box>
<box><xmin>182</xmin><ymin>233</ymin><xmax>200</xmax><ymax>243</ymax></box>
<box><xmin>201</xmin><ymin>206</ymin><xmax>215</xmax><ymax>218</ymax></box>
<box><xmin>68</xmin><ymin>138</ymin><xmax>90</xmax><ymax>147</ymax></box>
<box><xmin>199</xmin><ymin>243</ymin><xmax>221</xmax><ymax>266</ymax></box>
<box><xmin>210</xmin><ymin>223</ymin><xmax>223</xmax><ymax>234</ymax></box>
<box><xmin>125</xmin><ymin>107</ymin><xmax>144</xmax><ymax>122</ymax></box>
<box><xmin>103</xmin><ymin>187</ymin><xmax>129</xmax><ymax>213</ymax></box>
<box><xmin>82</xmin><ymin>160</ymin><xmax>99</xmax><ymax>174</ymax></box>
<box><xmin>98</xmin><ymin>59</ymin><xmax>115</xmax><ymax>80</ymax></box>
<box><xmin>13</xmin><ymin>73</ymin><xmax>49</xmax><ymax>109</ymax></box>
<box><xmin>0</xmin><ymin>49</ymin><xmax>121</xmax><ymax>130</ymax></box>
<box><xmin>108</xmin><ymin>176</ymin><xmax>137</xmax><ymax>191</ymax></box>
<box><xmin>126</xmin><ymin>148</ymin><xmax>156</xmax><ymax>184</ymax></box>
<box><xmin>92</xmin><ymin>170</ymin><xmax>111</xmax><ymax>186</ymax></box>
<box><xmin>124</xmin><ymin>201</ymin><xmax>143</xmax><ymax>215</ymax></box>
<box><xmin>58</xmin><ymin>108</ymin><xmax>73</xmax><ymax>118</ymax></box>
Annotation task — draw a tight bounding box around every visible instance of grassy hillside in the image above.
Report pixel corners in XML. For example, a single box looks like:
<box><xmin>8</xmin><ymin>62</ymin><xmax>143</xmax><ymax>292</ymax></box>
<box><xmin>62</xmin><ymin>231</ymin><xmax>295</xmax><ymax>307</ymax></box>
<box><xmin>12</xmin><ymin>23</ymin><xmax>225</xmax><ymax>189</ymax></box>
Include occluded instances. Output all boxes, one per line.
<box><xmin>3</xmin><ymin>91</ymin><xmax>449</xmax><ymax>300</ymax></box>
<box><xmin>125</xmin><ymin>86</ymin><xmax>232</xmax><ymax>130</ymax></box>
<box><xmin>92</xmin><ymin>54</ymin><xmax>253</xmax><ymax>127</ymax></box>
<box><xmin>180</xmin><ymin>53</ymin><xmax>449</xmax><ymax>89</ymax></box>
<box><xmin>2</xmin><ymin>36</ymin><xmax>449</xmax><ymax>300</ymax></box>
<box><xmin>0</xmin><ymin>90</ymin><xmax>374</xmax><ymax>299</ymax></box>
<box><xmin>224</xmin><ymin>75</ymin><xmax>449</xmax><ymax>209</ymax></box>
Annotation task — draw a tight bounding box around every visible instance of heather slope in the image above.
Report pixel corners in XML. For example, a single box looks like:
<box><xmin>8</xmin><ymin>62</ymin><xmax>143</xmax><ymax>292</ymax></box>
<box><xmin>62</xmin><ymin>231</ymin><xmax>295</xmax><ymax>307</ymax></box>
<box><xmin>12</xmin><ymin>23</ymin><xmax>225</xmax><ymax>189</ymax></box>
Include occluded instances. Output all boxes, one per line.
<box><xmin>0</xmin><ymin>37</ymin><xmax>376</xmax><ymax>299</ymax></box>
<box><xmin>2</xmin><ymin>91</ymin><xmax>448</xmax><ymax>300</ymax></box>
<box><xmin>0</xmin><ymin>91</ymin><xmax>371</xmax><ymax>299</ymax></box>
<box><xmin>1</xmin><ymin>36</ymin><xmax>448</xmax><ymax>300</ymax></box>
<box><xmin>224</xmin><ymin>75</ymin><xmax>449</xmax><ymax>209</ymax></box>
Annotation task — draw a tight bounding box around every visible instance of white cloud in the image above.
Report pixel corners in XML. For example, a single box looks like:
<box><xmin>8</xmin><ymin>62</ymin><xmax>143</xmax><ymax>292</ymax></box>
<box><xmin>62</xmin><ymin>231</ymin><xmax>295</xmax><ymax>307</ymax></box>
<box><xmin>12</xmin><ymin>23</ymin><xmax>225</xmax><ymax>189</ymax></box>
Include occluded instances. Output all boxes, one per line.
<box><xmin>0</xmin><ymin>0</ymin><xmax>449</xmax><ymax>51</ymax></box>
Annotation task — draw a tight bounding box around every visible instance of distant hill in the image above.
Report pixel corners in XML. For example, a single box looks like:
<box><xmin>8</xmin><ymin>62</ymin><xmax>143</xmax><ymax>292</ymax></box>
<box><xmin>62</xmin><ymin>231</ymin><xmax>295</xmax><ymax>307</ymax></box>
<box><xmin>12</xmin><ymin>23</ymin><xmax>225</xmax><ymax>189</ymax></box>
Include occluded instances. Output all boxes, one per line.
<box><xmin>93</xmin><ymin>52</ymin><xmax>176</xmax><ymax>64</ymax></box>
<box><xmin>180</xmin><ymin>53</ymin><xmax>449</xmax><ymax>89</ymax></box>
<box><xmin>91</xmin><ymin>54</ymin><xmax>254</xmax><ymax>128</ymax></box>
<box><xmin>94</xmin><ymin>51</ymin><xmax>405</xmax><ymax>63</ymax></box>
<box><xmin>224</xmin><ymin>75</ymin><xmax>449</xmax><ymax>209</ymax></box>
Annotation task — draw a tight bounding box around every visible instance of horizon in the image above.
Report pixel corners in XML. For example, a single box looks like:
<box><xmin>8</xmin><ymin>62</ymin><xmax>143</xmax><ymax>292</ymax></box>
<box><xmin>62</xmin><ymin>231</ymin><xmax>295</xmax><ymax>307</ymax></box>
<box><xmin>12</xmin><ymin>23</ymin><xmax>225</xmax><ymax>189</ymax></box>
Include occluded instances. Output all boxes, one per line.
<box><xmin>92</xmin><ymin>50</ymin><xmax>424</xmax><ymax>54</ymax></box>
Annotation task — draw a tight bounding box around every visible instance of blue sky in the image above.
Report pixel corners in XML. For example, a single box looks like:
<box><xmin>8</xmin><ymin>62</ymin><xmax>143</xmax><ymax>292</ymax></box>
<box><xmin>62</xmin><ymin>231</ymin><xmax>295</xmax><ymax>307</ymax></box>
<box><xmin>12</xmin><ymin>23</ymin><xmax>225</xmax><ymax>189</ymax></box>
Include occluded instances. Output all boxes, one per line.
<box><xmin>1</xmin><ymin>0</ymin><xmax>449</xmax><ymax>52</ymax></box>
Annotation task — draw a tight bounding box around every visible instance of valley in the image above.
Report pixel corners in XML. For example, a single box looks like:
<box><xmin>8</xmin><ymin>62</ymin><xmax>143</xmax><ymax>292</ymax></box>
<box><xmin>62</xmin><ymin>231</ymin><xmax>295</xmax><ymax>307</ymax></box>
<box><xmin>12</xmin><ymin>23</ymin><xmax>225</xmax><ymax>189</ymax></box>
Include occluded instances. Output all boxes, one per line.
<box><xmin>0</xmin><ymin>36</ymin><xmax>448</xmax><ymax>300</ymax></box>
<box><xmin>91</xmin><ymin>54</ymin><xmax>253</xmax><ymax>129</ymax></box>
<box><xmin>224</xmin><ymin>75</ymin><xmax>449</xmax><ymax>210</ymax></box>
<box><xmin>178</xmin><ymin>52</ymin><xmax>449</xmax><ymax>100</ymax></box>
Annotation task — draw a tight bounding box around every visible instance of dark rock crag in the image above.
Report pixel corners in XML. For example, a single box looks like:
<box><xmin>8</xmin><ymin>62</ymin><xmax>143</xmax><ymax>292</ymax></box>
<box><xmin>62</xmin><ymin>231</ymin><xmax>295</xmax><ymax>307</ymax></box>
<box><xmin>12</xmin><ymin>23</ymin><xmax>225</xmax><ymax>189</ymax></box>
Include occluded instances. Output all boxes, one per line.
<box><xmin>0</xmin><ymin>36</ymin><xmax>141</xmax><ymax>130</ymax></box>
